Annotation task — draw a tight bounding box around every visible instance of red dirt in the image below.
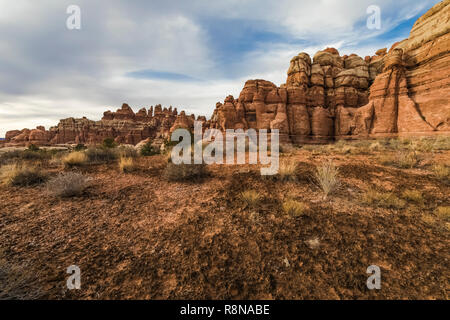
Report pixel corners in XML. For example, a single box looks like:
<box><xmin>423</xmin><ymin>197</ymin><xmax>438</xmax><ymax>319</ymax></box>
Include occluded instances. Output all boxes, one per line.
<box><xmin>0</xmin><ymin>150</ymin><xmax>449</xmax><ymax>299</ymax></box>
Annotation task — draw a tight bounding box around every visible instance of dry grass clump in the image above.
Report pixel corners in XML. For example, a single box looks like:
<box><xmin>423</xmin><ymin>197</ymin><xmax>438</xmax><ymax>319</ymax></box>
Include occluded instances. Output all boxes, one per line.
<box><xmin>435</xmin><ymin>206</ymin><xmax>450</xmax><ymax>221</ymax></box>
<box><xmin>45</xmin><ymin>172</ymin><xmax>90</xmax><ymax>197</ymax></box>
<box><xmin>302</xmin><ymin>144</ymin><xmax>328</xmax><ymax>155</ymax></box>
<box><xmin>313</xmin><ymin>160</ymin><xmax>340</xmax><ymax>198</ymax></box>
<box><xmin>363</xmin><ymin>188</ymin><xmax>406</xmax><ymax>209</ymax></box>
<box><xmin>240</xmin><ymin>190</ymin><xmax>261</xmax><ymax>208</ymax></box>
<box><xmin>62</xmin><ymin>152</ymin><xmax>87</xmax><ymax>168</ymax></box>
<box><xmin>385</xmin><ymin>138</ymin><xmax>405</xmax><ymax>150</ymax></box>
<box><xmin>402</xmin><ymin>190</ymin><xmax>424</xmax><ymax>205</ymax></box>
<box><xmin>396</xmin><ymin>150</ymin><xmax>422</xmax><ymax>168</ymax></box>
<box><xmin>0</xmin><ymin>164</ymin><xmax>47</xmax><ymax>186</ymax></box>
<box><xmin>433</xmin><ymin>136</ymin><xmax>450</xmax><ymax>150</ymax></box>
<box><xmin>432</xmin><ymin>164</ymin><xmax>450</xmax><ymax>182</ymax></box>
<box><xmin>119</xmin><ymin>157</ymin><xmax>137</xmax><ymax>173</ymax></box>
<box><xmin>327</xmin><ymin>139</ymin><xmax>374</xmax><ymax>155</ymax></box>
<box><xmin>410</xmin><ymin>138</ymin><xmax>434</xmax><ymax>153</ymax></box>
<box><xmin>337</xmin><ymin>145</ymin><xmax>354</xmax><ymax>155</ymax></box>
<box><xmin>164</xmin><ymin>162</ymin><xmax>208</xmax><ymax>181</ymax></box>
<box><xmin>282</xmin><ymin>199</ymin><xmax>307</xmax><ymax>217</ymax></box>
<box><xmin>379</xmin><ymin>150</ymin><xmax>421</xmax><ymax>169</ymax></box>
<box><xmin>277</xmin><ymin>160</ymin><xmax>298</xmax><ymax>181</ymax></box>
<box><xmin>279</xmin><ymin>143</ymin><xmax>297</xmax><ymax>154</ymax></box>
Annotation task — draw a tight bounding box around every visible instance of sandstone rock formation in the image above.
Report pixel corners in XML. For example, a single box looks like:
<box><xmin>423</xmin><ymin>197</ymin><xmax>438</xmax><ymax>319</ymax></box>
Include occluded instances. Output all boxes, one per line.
<box><xmin>210</xmin><ymin>48</ymin><xmax>374</xmax><ymax>143</ymax></box>
<box><xmin>209</xmin><ymin>0</ymin><xmax>450</xmax><ymax>142</ymax></box>
<box><xmin>3</xmin><ymin>1</ymin><xmax>449</xmax><ymax>146</ymax></box>
<box><xmin>4</xmin><ymin>103</ymin><xmax>196</xmax><ymax>146</ymax></box>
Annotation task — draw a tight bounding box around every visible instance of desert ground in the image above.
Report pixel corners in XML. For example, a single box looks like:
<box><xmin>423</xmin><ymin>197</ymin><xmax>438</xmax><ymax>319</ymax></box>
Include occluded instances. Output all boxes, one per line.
<box><xmin>0</xmin><ymin>137</ymin><xmax>449</xmax><ymax>300</ymax></box>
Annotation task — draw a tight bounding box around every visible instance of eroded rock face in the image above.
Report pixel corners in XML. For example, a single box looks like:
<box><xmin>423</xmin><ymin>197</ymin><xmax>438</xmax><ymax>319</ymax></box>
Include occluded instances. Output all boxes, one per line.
<box><xmin>354</xmin><ymin>0</ymin><xmax>450</xmax><ymax>136</ymax></box>
<box><xmin>210</xmin><ymin>47</ymin><xmax>374</xmax><ymax>142</ymax></box>
<box><xmin>210</xmin><ymin>0</ymin><xmax>450</xmax><ymax>142</ymax></box>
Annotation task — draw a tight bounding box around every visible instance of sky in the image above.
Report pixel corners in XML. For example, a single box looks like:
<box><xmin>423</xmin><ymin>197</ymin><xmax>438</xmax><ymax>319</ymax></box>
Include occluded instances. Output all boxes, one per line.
<box><xmin>0</xmin><ymin>0</ymin><xmax>441</xmax><ymax>137</ymax></box>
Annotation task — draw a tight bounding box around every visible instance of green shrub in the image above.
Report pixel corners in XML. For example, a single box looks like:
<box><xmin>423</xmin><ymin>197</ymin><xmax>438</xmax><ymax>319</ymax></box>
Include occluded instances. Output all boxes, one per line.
<box><xmin>74</xmin><ymin>144</ymin><xmax>87</xmax><ymax>152</ymax></box>
<box><xmin>26</xmin><ymin>144</ymin><xmax>40</xmax><ymax>152</ymax></box>
<box><xmin>141</xmin><ymin>142</ymin><xmax>159</xmax><ymax>156</ymax></box>
<box><xmin>102</xmin><ymin>138</ymin><xmax>117</xmax><ymax>149</ymax></box>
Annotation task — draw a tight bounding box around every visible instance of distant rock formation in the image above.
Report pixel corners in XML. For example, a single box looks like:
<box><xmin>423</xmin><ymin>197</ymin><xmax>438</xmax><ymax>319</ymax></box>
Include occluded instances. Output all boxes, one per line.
<box><xmin>3</xmin><ymin>0</ymin><xmax>449</xmax><ymax>147</ymax></box>
<box><xmin>4</xmin><ymin>103</ymin><xmax>199</xmax><ymax>146</ymax></box>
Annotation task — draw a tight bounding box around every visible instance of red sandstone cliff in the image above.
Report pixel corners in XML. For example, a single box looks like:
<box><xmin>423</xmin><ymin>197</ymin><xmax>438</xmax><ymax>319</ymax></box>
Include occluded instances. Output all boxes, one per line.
<box><xmin>210</xmin><ymin>0</ymin><xmax>450</xmax><ymax>142</ymax></box>
<box><xmin>4</xmin><ymin>0</ymin><xmax>449</xmax><ymax>146</ymax></box>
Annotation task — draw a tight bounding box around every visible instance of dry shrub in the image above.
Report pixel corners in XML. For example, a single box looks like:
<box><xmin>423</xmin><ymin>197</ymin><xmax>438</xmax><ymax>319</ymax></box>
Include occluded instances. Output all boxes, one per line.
<box><xmin>62</xmin><ymin>152</ymin><xmax>87</xmax><ymax>168</ymax></box>
<box><xmin>85</xmin><ymin>147</ymin><xmax>118</xmax><ymax>163</ymax></box>
<box><xmin>0</xmin><ymin>164</ymin><xmax>47</xmax><ymax>186</ymax></box>
<box><xmin>313</xmin><ymin>160</ymin><xmax>340</xmax><ymax>198</ymax></box>
<box><xmin>402</xmin><ymin>189</ymin><xmax>424</xmax><ymax>205</ymax></box>
<box><xmin>240</xmin><ymin>190</ymin><xmax>261</xmax><ymax>208</ymax></box>
<box><xmin>0</xmin><ymin>257</ymin><xmax>44</xmax><ymax>299</ymax></box>
<box><xmin>164</xmin><ymin>162</ymin><xmax>208</xmax><ymax>181</ymax></box>
<box><xmin>46</xmin><ymin>172</ymin><xmax>90</xmax><ymax>197</ymax></box>
<box><xmin>0</xmin><ymin>149</ymin><xmax>51</xmax><ymax>165</ymax></box>
<box><xmin>278</xmin><ymin>160</ymin><xmax>297</xmax><ymax>181</ymax></box>
<box><xmin>117</xmin><ymin>145</ymin><xmax>138</xmax><ymax>158</ymax></box>
<box><xmin>363</xmin><ymin>188</ymin><xmax>406</xmax><ymax>209</ymax></box>
<box><xmin>369</xmin><ymin>141</ymin><xmax>383</xmax><ymax>151</ymax></box>
<box><xmin>282</xmin><ymin>199</ymin><xmax>306</xmax><ymax>217</ymax></box>
<box><xmin>119</xmin><ymin>157</ymin><xmax>136</xmax><ymax>173</ymax></box>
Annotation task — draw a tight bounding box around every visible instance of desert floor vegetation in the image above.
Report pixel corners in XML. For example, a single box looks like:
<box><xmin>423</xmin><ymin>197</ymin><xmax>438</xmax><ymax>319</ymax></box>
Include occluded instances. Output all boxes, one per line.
<box><xmin>0</xmin><ymin>135</ymin><xmax>448</xmax><ymax>299</ymax></box>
